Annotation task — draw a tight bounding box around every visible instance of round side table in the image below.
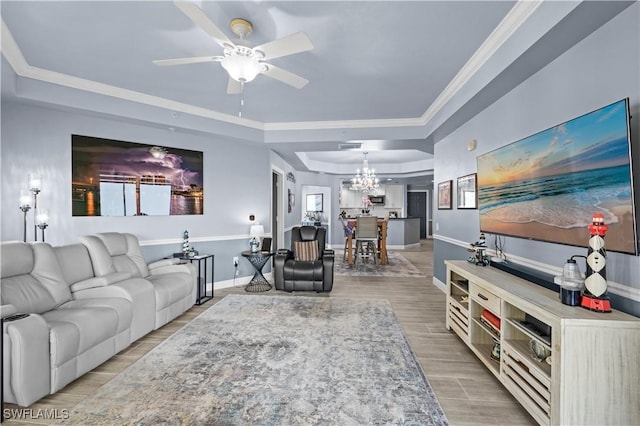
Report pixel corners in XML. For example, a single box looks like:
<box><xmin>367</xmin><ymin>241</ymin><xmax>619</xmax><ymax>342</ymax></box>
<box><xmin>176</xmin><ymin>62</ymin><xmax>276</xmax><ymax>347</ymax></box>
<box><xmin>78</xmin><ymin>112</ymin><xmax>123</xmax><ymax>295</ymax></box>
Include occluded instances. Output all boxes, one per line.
<box><xmin>241</xmin><ymin>250</ymin><xmax>275</xmax><ymax>292</ymax></box>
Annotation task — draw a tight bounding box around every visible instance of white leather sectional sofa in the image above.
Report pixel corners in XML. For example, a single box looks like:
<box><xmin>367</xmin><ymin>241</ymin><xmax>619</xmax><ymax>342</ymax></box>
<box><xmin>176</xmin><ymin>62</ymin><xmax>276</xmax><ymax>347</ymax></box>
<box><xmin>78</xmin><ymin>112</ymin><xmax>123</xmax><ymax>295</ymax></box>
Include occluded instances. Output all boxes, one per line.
<box><xmin>1</xmin><ymin>233</ymin><xmax>197</xmax><ymax>407</ymax></box>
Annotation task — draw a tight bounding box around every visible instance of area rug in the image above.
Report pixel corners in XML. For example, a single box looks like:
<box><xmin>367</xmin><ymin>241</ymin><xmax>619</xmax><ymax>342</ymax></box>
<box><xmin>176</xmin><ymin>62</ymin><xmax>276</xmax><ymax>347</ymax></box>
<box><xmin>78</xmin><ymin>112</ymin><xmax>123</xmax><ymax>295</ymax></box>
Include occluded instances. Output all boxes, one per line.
<box><xmin>333</xmin><ymin>249</ymin><xmax>425</xmax><ymax>277</ymax></box>
<box><xmin>64</xmin><ymin>295</ymin><xmax>448</xmax><ymax>425</ymax></box>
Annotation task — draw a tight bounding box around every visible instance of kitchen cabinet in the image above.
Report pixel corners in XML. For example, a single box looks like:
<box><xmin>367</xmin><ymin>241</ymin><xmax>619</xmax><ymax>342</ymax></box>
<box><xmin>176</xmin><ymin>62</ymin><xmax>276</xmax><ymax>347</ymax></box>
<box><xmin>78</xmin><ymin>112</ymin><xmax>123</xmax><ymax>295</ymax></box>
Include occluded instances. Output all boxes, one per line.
<box><xmin>340</xmin><ymin>184</ymin><xmax>403</xmax><ymax>209</ymax></box>
<box><xmin>384</xmin><ymin>185</ymin><xmax>404</xmax><ymax>208</ymax></box>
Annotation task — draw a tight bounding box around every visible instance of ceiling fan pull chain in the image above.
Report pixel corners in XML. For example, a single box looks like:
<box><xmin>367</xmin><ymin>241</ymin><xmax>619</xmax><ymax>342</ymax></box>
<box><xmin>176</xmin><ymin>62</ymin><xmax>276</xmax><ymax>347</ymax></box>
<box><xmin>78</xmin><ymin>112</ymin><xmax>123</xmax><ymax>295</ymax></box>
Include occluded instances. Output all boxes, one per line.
<box><xmin>238</xmin><ymin>82</ymin><xmax>245</xmax><ymax>118</ymax></box>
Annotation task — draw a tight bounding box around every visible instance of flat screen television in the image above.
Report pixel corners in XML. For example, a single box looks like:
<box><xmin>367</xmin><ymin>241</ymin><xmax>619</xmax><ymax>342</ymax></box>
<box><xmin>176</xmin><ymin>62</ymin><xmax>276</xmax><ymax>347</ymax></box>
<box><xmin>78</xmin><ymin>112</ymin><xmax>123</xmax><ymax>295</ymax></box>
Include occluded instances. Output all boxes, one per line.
<box><xmin>477</xmin><ymin>98</ymin><xmax>637</xmax><ymax>255</ymax></box>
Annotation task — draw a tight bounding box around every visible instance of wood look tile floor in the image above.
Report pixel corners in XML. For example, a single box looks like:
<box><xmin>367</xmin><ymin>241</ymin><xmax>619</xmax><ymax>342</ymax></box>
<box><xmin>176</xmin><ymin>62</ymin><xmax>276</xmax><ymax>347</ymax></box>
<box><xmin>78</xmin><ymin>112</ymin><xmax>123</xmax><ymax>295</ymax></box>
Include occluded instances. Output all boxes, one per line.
<box><xmin>3</xmin><ymin>240</ymin><xmax>535</xmax><ymax>425</ymax></box>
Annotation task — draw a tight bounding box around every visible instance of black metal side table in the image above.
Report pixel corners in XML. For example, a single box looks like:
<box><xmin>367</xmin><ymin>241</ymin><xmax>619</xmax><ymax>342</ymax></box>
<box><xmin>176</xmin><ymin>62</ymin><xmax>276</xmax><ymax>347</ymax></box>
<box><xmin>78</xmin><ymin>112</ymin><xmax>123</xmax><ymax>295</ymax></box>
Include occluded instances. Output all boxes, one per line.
<box><xmin>172</xmin><ymin>254</ymin><xmax>214</xmax><ymax>305</ymax></box>
<box><xmin>241</xmin><ymin>250</ymin><xmax>274</xmax><ymax>292</ymax></box>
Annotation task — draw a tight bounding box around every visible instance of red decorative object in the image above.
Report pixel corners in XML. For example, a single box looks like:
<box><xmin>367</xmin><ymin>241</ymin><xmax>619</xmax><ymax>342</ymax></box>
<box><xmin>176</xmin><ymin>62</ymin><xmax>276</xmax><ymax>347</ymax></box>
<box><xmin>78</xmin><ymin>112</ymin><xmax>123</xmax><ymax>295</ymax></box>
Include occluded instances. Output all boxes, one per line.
<box><xmin>581</xmin><ymin>213</ymin><xmax>612</xmax><ymax>312</ymax></box>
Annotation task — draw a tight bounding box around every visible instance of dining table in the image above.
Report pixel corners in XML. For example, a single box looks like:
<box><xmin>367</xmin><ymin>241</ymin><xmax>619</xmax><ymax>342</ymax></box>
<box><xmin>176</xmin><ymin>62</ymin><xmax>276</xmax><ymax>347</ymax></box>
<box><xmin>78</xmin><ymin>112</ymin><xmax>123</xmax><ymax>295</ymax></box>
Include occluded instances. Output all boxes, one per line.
<box><xmin>346</xmin><ymin>218</ymin><xmax>388</xmax><ymax>265</ymax></box>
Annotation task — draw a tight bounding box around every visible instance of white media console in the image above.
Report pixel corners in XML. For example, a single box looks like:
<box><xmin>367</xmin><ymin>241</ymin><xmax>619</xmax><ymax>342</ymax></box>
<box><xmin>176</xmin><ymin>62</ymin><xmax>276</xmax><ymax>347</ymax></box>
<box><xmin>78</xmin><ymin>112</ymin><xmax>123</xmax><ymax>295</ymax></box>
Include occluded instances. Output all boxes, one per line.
<box><xmin>445</xmin><ymin>260</ymin><xmax>639</xmax><ymax>425</ymax></box>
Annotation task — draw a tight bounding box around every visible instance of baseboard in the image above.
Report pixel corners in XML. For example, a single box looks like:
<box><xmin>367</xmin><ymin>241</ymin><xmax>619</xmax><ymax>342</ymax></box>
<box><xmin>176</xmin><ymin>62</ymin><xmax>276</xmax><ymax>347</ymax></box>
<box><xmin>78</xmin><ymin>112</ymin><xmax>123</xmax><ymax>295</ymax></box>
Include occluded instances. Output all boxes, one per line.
<box><xmin>214</xmin><ymin>272</ymin><xmax>273</xmax><ymax>290</ymax></box>
<box><xmin>387</xmin><ymin>243</ymin><xmax>421</xmax><ymax>250</ymax></box>
<box><xmin>432</xmin><ymin>276</ymin><xmax>446</xmax><ymax>293</ymax></box>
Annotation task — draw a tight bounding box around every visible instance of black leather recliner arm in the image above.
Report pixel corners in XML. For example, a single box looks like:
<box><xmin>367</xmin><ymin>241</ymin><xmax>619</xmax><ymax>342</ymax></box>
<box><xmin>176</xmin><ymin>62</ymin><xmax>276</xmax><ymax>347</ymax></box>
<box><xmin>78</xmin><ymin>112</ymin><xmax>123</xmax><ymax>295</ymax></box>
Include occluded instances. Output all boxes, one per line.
<box><xmin>274</xmin><ymin>249</ymin><xmax>293</xmax><ymax>291</ymax></box>
<box><xmin>321</xmin><ymin>249</ymin><xmax>335</xmax><ymax>292</ymax></box>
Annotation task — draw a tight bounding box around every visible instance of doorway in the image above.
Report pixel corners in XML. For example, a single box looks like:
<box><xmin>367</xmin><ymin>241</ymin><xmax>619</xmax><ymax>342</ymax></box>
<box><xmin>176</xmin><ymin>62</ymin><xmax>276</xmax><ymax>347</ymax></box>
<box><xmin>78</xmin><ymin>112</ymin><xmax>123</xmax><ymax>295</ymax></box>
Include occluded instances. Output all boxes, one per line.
<box><xmin>407</xmin><ymin>191</ymin><xmax>429</xmax><ymax>239</ymax></box>
<box><xmin>271</xmin><ymin>169</ymin><xmax>283</xmax><ymax>251</ymax></box>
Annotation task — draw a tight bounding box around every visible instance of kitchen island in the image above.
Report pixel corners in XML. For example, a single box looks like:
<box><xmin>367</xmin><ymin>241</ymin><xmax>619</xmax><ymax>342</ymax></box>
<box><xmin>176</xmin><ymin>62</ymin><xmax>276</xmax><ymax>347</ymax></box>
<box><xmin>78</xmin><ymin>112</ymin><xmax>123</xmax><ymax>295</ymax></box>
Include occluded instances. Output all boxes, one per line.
<box><xmin>386</xmin><ymin>217</ymin><xmax>420</xmax><ymax>249</ymax></box>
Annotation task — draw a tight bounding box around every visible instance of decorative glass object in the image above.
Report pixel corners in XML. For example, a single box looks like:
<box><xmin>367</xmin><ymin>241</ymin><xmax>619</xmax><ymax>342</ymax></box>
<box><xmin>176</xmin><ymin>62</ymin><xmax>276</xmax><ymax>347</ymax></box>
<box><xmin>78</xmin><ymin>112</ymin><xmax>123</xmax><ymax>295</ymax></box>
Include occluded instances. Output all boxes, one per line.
<box><xmin>182</xmin><ymin>230</ymin><xmax>191</xmax><ymax>256</ymax></box>
<box><xmin>249</xmin><ymin>224</ymin><xmax>264</xmax><ymax>252</ymax></box>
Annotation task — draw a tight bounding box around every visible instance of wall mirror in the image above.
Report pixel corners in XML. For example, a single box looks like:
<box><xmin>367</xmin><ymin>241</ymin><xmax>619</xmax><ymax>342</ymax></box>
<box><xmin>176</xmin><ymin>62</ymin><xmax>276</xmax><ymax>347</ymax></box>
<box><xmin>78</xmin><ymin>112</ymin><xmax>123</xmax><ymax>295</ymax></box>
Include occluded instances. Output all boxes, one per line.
<box><xmin>306</xmin><ymin>193</ymin><xmax>323</xmax><ymax>212</ymax></box>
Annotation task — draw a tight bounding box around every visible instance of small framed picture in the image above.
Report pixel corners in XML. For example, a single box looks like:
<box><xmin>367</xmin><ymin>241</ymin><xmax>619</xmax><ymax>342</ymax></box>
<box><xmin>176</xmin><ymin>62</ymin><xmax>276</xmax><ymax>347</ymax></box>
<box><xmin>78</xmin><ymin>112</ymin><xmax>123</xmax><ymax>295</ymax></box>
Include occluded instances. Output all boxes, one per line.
<box><xmin>438</xmin><ymin>180</ymin><xmax>453</xmax><ymax>210</ymax></box>
<box><xmin>288</xmin><ymin>189</ymin><xmax>294</xmax><ymax>213</ymax></box>
<box><xmin>457</xmin><ymin>173</ymin><xmax>477</xmax><ymax>209</ymax></box>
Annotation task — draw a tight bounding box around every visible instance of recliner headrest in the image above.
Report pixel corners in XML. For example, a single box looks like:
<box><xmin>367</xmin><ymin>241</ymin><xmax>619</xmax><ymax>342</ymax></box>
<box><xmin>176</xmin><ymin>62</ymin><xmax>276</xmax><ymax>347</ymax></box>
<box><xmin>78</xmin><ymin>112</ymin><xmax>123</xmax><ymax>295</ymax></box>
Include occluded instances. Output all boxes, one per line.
<box><xmin>95</xmin><ymin>232</ymin><xmax>128</xmax><ymax>255</ymax></box>
<box><xmin>1</xmin><ymin>241</ymin><xmax>35</xmax><ymax>278</ymax></box>
<box><xmin>299</xmin><ymin>226</ymin><xmax>318</xmax><ymax>241</ymax></box>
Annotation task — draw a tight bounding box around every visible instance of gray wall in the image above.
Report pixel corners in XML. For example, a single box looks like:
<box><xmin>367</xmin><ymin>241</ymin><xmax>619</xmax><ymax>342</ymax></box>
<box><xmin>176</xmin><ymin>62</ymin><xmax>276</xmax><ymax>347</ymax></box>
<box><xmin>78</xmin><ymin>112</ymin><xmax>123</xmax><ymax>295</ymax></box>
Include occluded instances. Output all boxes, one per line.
<box><xmin>433</xmin><ymin>4</ymin><xmax>639</xmax><ymax>317</ymax></box>
<box><xmin>1</xmin><ymin>101</ymin><xmax>275</xmax><ymax>282</ymax></box>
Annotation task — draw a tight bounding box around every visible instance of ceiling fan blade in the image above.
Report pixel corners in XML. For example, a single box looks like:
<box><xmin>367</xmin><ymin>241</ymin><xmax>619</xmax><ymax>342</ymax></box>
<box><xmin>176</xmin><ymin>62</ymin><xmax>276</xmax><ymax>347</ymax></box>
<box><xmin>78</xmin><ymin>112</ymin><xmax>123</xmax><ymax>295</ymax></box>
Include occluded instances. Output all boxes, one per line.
<box><xmin>254</xmin><ymin>32</ymin><xmax>313</xmax><ymax>60</ymax></box>
<box><xmin>173</xmin><ymin>1</ymin><xmax>233</xmax><ymax>49</ymax></box>
<box><xmin>227</xmin><ymin>77</ymin><xmax>242</xmax><ymax>94</ymax></box>
<box><xmin>152</xmin><ymin>56</ymin><xmax>222</xmax><ymax>67</ymax></box>
<box><xmin>263</xmin><ymin>64</ymin><xmax>309</xmax><ymax>89</ymax></box>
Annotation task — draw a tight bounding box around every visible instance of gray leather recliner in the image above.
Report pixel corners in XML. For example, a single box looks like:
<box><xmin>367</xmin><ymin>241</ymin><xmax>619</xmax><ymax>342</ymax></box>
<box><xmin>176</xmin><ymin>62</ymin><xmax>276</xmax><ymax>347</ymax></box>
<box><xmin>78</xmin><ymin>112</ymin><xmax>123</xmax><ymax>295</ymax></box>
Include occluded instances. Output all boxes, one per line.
<box><xmin>79</xmin><ymin>232</ymin><xmax>197</xmax><ymax>328</ymax></box>
<box><xmin>1</xmin><ymin>241</ymin><xmax>133</xmax><ymax>406</ymax></box>
<box><xmin>54</xmin><ymin>243</ymin><xmax>156</xmax><ymax>342</ymax></box>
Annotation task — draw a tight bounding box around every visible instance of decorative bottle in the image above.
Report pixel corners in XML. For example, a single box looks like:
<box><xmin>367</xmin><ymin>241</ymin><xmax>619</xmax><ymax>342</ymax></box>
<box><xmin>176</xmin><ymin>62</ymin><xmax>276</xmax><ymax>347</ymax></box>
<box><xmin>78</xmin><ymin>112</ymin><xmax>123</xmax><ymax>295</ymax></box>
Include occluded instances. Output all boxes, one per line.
<box><xmin>182</xmin><ymin>230</ymin><xmax>190</xmax><ymax>256</ymax></box>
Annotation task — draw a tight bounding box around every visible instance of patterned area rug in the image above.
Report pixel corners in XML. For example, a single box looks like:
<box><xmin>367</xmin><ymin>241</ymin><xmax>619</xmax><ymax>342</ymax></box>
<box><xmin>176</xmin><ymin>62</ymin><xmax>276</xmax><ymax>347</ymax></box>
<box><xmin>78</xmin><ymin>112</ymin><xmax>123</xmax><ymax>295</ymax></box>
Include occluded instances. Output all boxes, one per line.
<box><xmin>65</xmin><ymin>295</ymin><xmax>448</xmax><ymax>425</ymax></box>
<box><xmin>334</xmin><ymin>249</ymin><xmax>425</xmax><ymax>277</ymax></box>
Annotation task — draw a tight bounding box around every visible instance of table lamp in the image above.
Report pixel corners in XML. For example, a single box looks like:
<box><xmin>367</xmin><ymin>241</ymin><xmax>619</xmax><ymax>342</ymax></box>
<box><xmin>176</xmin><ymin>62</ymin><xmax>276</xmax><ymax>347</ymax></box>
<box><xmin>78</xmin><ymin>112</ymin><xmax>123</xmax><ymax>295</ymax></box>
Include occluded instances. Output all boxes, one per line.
<box><xmin>249</xmin><ymin>224</ymin><xmax>264</xmax><ymax>252</ymax></box>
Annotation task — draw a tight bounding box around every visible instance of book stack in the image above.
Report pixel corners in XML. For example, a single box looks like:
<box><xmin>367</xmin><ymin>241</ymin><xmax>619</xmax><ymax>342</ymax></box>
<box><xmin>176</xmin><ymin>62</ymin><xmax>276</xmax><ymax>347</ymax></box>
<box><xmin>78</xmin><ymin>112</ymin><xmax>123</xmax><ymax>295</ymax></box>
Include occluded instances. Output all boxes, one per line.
<box><xmin>480</xmin><ymin>309</ymin><xmax>501</xmax><ymax>338</ymax></box>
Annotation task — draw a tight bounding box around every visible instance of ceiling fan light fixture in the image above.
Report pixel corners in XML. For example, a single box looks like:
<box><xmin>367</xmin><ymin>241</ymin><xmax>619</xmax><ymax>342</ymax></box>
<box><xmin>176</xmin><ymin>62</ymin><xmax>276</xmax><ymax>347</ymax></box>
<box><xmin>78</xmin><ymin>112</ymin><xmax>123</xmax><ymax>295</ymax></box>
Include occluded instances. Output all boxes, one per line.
<box><xmin>155</xmin><ymin>5</ymin><xmax>313</xmax><ymax>91</ymax></box>
<box><xmin>221</xmin><ymin>54</ymin><xmax>265</xmax><ymax>83</ymax></box>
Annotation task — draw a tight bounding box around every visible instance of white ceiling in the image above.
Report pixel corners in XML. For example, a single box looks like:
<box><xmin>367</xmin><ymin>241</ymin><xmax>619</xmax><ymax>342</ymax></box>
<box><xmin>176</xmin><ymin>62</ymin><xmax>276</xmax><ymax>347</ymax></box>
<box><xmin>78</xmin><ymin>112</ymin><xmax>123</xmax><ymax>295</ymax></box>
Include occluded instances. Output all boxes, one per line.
<box><xmin>1</xmin><ymin>1</ymin><xmax>633</xmax><ymax>186</ymax></box>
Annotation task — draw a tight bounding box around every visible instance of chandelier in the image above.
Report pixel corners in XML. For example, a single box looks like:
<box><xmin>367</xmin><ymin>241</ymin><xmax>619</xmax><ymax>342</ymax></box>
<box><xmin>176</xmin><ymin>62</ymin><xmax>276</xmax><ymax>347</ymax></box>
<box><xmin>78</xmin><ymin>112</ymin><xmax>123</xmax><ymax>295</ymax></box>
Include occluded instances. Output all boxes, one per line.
<box><xmin>350</xmin><ymin>152</ymin><xmax>379</xmax><ymax>193</ymax></box>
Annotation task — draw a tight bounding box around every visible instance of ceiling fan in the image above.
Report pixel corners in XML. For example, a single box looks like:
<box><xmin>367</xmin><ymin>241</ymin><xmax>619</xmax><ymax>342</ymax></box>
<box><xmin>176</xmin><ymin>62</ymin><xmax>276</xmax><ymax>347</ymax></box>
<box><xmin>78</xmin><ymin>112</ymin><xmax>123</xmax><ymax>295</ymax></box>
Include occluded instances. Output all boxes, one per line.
<box><xmin>153</xmin><ymin>1</ymin><xmax>314</xmax><ymax>94</ymax></box>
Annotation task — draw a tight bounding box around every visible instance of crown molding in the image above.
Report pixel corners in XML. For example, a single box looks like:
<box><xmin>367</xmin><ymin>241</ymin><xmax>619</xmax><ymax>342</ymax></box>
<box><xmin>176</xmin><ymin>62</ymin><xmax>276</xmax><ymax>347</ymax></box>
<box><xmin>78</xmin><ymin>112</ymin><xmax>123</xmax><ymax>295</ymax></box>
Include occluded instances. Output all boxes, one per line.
<box><xmin>421</xmin><ymin>1</ymin><xmax>542</xmax><ymax>125</ymax></box>
<box><xmin>2</xmin><ymin>1</ymin><xmax>539</xmax><ymax>135</ymax></box>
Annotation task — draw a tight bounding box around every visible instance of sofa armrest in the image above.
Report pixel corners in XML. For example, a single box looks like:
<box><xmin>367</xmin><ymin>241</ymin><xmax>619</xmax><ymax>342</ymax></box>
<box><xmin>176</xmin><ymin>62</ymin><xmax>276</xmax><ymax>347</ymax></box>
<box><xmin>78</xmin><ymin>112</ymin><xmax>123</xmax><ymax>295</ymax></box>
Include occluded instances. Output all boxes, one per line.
<box><xmin>69</xmin><ymin>272</ymin><xmax>132</xmax><ymax>292</ymax></box>
<box><xmin>148</xmin><ymin>263</ymin><xmax>192</xmax><ymax>276</ymax></box>
<box><xmin>148</xmin><ymin>258</ymin><xmax>182</xmax><ymax>270</ymax></box>
<box><xmin>3</xmin><ymin>314</ymin><xmax>50</xmax><ymax>406</ymax></box>
<box><xmin>2</xmin><ymin>304</ymin><xmax>18</xmax><ymax>318</ymax></box>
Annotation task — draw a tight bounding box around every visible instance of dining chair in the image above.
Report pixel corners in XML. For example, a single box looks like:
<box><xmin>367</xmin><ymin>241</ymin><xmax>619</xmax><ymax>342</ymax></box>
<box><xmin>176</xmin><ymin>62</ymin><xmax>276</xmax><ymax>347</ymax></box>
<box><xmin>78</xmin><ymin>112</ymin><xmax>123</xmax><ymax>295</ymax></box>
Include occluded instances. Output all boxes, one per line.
<box><xmin>339</xmin><ymin>217</ymin><xmax>354</xmax><ymax>262</ymax></box>
<box><xmin>355</xmin><ymin>216</ymin><xmax>378</xmax><ymax>265</ymax></box>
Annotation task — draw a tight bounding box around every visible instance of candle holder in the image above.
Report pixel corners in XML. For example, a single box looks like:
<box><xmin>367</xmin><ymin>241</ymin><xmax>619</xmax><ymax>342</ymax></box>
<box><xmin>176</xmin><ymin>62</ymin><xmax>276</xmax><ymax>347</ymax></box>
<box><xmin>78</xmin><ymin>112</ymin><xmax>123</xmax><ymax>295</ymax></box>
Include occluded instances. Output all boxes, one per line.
<box><xmin>36</xmin><ymin>210</ymin><xmax>49</xmax><ymax>243</ymax></box>
<box><xmin>29</xmin><ymin>174</ymin><xmax>42</xmax><ymax>241</ymax></box>
<box><xmin>19</xmin><ymin>194</ymin><xmax>32</xmax><ymax>242</ymax></box>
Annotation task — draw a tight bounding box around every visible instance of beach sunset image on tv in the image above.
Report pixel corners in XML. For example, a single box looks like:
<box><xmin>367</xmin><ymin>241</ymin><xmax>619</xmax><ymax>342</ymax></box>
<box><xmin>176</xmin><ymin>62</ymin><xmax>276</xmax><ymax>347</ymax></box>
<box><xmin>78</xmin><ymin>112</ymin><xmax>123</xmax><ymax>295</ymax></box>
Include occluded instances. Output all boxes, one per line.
<box><xmin>477</xmin><ymin>99</ymin><xmax>637</xmax><ymax>254</ymax></box>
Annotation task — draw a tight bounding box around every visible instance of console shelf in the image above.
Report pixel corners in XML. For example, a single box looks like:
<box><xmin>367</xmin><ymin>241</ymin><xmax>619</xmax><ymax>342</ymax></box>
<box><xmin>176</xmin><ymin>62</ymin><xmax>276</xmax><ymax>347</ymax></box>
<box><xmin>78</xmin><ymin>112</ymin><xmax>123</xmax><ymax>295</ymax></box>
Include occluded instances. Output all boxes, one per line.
<box><xmin>445</xmin><ymin>260</ymin><xmax>639</xmax><ymax>426</ymax></box>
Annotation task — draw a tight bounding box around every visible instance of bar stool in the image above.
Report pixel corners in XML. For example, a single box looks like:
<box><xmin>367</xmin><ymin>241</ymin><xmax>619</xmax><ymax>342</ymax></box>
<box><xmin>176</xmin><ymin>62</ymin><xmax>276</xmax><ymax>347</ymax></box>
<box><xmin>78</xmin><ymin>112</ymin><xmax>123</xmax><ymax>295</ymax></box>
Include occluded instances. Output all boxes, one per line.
<box><xmin>355</xmin><ymin>216</ymin><xmax>378</xmax><ymax>265</ymax></box>
<box><xmin>340</xmin><ymin>217</ymin><xmax>354</xmax><ymax>262</ymax></box>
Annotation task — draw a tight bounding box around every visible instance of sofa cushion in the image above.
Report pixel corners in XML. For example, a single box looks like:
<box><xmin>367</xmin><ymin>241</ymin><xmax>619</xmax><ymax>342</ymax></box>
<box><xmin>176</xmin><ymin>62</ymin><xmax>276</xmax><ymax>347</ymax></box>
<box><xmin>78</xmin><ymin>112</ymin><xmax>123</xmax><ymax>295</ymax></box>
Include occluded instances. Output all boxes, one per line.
<box><xmin>79</xmin><ymin>233</ymin><xmax>150</xmax><ymax>278</ymax></box>
<box><xmin>97</xmin><ymin>233</ymin><xmax>150</xmax><ymax>278</ymax></box>
<box><xmin>146</xmin><ymin>272</ymin><xmax>192</xmax><ymax>310</ymax></box>
<box><xmin>1</xmin><ymin>242</ymin><xmax>71</xmax><ymax>314</ymax></box>
<box><xmin>1</xmin><ymin>241</ymin><xmax>34</xmax><ymax>277</ymax></box>
<box><xmin>111</xmin><ymin>254</ymin><xmax>145</xmax><ymax>278</ymax></box>
<box><xmin>294</xmin><ymin>240</ymin><xmax>319</xmax><ymax>261</ymax></box>
<box><xmin>42</xmin><ymin>297</ymin><xmax>132</xmax><ymax>366</ymax></box>
<box><xmin>54</xmin><ymin>244</ymin><xmax>95</xmax><ymax>285</ymax></box>
<box><xmin>283</xmin><ymin>259</ymin><xmax>323</xmax><ymax>281</ymax></box>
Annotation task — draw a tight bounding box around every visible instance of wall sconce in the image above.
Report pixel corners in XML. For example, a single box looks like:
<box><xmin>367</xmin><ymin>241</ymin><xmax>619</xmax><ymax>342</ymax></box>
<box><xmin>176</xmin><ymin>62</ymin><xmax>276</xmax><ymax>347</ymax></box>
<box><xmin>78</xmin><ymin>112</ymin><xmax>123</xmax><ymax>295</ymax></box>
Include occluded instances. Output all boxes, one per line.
<box><xmin>467</xmin><ymin>139</ymin><xmax>477</xmax><ymax>151</ymax></box>
<box><xmin>36</xmin><ymin>210</ymin><xmax>49</xmax><ymax>242</ymax></box>
<box><xmin>249</xmin><ymin>214</ymin><xmax>255</xmax><ymax>222</ymax></box>
<box><xmin>19</xmin><ymin>192</ymin><xmax>32</xmax><ymax>242</ymax></box>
